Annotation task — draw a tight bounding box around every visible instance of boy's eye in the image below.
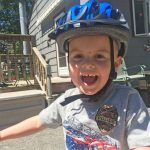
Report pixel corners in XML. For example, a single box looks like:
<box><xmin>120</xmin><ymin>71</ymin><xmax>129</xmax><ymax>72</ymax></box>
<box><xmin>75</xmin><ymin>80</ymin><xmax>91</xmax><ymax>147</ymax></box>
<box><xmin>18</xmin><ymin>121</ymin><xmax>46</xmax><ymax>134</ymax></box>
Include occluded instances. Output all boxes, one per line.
<box><xmin>73</xmin><ymin>54</ymin><xmax>83</xmax><ymax>61</ymax></box>
<box><xmin>95</xmin><ymin>54</ymin><xmax>106</xmax><ymax>61</ymax></box>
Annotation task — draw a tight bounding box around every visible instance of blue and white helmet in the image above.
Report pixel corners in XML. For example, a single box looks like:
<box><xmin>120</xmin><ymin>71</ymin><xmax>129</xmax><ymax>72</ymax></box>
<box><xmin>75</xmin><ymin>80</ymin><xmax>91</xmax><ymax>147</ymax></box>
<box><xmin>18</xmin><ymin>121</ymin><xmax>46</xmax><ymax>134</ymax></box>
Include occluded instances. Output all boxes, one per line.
<box><xmin>48</xmin><ymin>0</ymin><xmax>130</xmax><ymax>57</ymax></box>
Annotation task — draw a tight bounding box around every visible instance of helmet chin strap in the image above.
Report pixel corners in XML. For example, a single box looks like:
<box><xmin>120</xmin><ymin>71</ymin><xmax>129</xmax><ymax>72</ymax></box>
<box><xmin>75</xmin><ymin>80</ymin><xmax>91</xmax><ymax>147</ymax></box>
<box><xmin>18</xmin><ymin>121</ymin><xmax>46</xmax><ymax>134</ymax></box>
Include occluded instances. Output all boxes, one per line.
<box><xmin>60</xmin><ymin>37</ymin><xmax>117</xmax><ymax>106</ymax></box>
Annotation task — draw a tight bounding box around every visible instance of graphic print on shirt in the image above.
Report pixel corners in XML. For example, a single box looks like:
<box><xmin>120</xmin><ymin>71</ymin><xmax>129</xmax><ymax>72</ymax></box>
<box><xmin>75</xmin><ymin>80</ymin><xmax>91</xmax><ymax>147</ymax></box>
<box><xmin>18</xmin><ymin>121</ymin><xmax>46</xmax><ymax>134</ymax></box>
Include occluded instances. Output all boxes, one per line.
<box><xmin>63</xmin><ymin>116</ymin><xmax>120</xmax><ymax>150</ymax></box>
<box><xmin>95</xmin><ymin>105</ymin><xmax>118</xmax><ymax>134</ymax></box>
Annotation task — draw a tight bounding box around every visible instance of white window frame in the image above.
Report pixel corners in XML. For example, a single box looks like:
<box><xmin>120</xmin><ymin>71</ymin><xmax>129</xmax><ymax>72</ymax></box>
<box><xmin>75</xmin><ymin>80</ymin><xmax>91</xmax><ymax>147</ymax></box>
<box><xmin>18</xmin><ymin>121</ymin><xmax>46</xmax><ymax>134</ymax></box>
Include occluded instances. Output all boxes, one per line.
<box><xmin>54</xmin><ymin>13</ymin><xmax>69</xmax><ymax>77</ymax></box>
<box><xmin>132</xmin><ymin>0</ymin><xmax>150</xmax><ymax>36</ymax></box>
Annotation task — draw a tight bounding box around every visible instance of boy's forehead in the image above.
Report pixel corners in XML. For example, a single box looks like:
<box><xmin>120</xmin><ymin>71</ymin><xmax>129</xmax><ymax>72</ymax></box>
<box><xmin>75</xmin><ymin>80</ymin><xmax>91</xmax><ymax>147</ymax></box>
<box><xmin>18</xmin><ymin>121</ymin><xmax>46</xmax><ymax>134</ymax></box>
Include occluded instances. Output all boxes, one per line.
<box><xmin>69</xmin><ymin>35</ymin><xmax>120</xmax><ymax>51</ymax></box>
<box><xmin>69</xmin><ymin>35</ymin><xmax>111</xmax><ymax>50</ymax></box>
<box><xmin>69</xmin><ymin>36</ymin><xmax>106</xmax><ymax>49</ymax></box>
<box><xmin>69</xmin><ymin>34</ymin><xmax>120</xmax><ymax>46</ymax></box>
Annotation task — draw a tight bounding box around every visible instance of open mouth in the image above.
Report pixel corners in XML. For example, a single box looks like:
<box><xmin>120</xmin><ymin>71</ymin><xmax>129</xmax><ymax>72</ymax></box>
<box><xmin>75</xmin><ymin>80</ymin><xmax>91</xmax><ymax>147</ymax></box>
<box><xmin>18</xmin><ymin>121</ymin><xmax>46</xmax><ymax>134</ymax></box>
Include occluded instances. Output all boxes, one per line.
<box><xmin>81</xmin><ymin>74</ymin><xmax>98</xmax><ymax>85</ymax></box>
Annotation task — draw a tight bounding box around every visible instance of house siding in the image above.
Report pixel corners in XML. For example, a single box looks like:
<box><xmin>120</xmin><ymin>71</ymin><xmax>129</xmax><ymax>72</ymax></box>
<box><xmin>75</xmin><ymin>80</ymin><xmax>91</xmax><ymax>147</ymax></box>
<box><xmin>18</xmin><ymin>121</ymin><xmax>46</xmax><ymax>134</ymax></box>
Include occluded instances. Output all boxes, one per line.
<box><xmin>29</xmin><ymin>0</ymin><xmax>60</xmax><ymax>77</ymax></box>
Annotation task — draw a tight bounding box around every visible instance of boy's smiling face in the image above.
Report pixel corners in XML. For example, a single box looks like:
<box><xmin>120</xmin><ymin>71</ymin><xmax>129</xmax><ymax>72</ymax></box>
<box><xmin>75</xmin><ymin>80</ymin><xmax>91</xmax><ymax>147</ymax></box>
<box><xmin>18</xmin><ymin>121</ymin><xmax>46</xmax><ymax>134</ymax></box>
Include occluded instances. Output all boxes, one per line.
<box><xmin>68</xmin><ymin>35</ymin><xmax>122</xmax><ymax>95</ymax></box>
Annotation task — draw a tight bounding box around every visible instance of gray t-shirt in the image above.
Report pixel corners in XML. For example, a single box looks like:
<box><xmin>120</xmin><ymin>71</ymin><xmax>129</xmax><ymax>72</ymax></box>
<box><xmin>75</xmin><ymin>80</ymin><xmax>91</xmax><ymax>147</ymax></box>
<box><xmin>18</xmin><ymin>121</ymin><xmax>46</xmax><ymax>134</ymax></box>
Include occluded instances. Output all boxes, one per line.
<box><xmin>39</xmin><ymin>83</ymin><xmax>150</xmax><ymax>150</ymax></box>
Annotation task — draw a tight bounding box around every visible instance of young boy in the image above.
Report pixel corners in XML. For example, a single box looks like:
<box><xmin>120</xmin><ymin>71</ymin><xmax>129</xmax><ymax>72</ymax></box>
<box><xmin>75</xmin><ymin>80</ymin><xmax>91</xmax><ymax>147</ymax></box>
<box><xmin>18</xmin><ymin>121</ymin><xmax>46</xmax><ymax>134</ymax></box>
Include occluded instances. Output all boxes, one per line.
<box><xmin>0</xmin><ymin>0</ymin><xmax>150</xmax><ymax>149</ymax></box>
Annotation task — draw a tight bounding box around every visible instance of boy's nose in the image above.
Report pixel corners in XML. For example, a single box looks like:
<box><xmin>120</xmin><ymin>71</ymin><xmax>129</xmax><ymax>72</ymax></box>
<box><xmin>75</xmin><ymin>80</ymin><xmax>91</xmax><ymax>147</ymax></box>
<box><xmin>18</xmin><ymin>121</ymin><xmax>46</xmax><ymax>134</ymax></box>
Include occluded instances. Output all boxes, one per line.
<box><xmin>81</xmin><ymin>58</ymin><xmax>95</xmax><ymax>70</ymax></box>
<box><xmin>84</xmin><ymin>64</ymin><xmax>95</xmax><ymax>70</ymax></box>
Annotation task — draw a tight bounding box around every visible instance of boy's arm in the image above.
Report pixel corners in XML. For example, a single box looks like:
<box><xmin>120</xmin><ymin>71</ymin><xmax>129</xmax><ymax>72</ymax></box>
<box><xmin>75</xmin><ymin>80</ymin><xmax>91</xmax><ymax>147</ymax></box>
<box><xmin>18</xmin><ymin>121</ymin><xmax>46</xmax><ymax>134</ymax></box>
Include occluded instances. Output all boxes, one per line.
<box><xmin>0</xmin><ymin>115</ymin><xmax>46</xmax><ymax>141</ymax></box>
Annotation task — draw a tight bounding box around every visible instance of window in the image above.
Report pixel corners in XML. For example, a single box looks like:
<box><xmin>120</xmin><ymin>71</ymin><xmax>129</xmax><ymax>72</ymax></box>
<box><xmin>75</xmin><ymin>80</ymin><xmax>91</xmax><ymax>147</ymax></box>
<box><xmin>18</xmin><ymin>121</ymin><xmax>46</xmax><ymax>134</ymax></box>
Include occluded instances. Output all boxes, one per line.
<box><xmin>132</xmin><ymin>0</ymin><xmax>150</xmax><ymax>36</ymax></box>
<box><xmin>54</xmin><ymin>13</ymin><xmax>69</xmax><ymax>77</ymax></box>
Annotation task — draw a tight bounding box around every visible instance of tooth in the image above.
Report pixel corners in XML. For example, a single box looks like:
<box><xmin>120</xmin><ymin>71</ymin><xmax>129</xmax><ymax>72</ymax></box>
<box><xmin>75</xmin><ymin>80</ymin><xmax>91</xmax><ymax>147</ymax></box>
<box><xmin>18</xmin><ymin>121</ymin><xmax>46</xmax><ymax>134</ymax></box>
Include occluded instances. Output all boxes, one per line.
<box><xmin>82</xmin><ymin>74</ymin><xmax>87</xmax><ymax>77</ymax></box>
<box><xmin>82</xmin><ymin>74</ymin><xmax>97</xmax><ymax>77</ymax></box>
<box><xmin>89</xmin><ymin>75</ymin><xmax>95</xmax><ymax>77</ymax></box>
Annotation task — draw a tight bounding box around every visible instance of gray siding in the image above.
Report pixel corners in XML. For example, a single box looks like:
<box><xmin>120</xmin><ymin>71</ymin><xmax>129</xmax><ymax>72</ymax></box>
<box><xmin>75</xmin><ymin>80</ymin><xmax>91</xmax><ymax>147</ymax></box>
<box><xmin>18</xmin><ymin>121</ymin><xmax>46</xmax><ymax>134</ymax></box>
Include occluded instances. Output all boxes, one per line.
<box><xmin>29</xmin><ymin>0</ymin><xmax>60</xmax><ymax>77</ymax></box>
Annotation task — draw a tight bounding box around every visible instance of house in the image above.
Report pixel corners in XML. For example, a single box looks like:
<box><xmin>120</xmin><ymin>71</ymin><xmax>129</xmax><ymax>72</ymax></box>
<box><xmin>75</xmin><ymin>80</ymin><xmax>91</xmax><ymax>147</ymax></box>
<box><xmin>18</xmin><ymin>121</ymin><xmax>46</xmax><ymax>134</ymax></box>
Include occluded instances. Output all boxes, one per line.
<box><xmin>29</xmin><ymin>0</ymin><xmax>150</xmax><ymax>80</ymax></box>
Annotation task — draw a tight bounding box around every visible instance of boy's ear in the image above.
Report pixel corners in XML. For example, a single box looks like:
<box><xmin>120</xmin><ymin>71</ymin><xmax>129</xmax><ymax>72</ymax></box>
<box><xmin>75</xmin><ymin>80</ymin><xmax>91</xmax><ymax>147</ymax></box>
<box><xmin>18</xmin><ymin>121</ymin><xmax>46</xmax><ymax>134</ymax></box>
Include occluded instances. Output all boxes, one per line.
<box><xmin>115</xmin><ymin>56</ymin><xmax>123</xmax><ymax>68</ymax></box>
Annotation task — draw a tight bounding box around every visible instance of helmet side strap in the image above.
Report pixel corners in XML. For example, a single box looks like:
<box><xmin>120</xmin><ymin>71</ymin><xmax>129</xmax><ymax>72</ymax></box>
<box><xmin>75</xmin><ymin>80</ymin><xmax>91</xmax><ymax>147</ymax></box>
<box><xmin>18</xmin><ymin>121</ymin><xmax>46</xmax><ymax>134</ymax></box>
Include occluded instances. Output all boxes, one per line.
<box><xmin>109</xmin><ymin>37</ymin><xmax>117</xmax><ymax>80</ymax></box>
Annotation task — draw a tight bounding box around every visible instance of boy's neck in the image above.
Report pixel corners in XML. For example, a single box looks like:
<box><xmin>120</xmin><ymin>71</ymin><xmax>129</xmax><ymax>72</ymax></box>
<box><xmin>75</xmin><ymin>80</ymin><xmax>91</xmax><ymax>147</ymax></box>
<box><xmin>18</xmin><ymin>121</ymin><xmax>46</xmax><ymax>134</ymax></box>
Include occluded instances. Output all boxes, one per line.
<box><xmin>60</xmin><ymin>82</ymin><xmax>114</xmax><ymax>106</ymax></box>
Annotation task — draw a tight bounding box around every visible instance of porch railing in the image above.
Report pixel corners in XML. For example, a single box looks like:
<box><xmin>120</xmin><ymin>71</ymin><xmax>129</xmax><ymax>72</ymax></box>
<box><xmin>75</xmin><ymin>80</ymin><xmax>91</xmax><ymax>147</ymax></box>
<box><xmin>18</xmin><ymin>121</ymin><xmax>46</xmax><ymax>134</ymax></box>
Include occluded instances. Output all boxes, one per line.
<box><xmin>0</xmin><ymin>54</ymin><xmax>34</xmax><ymax>85</ymax></box>
<box><xmin>32</xmin><ymin>47</ymin><xmax>52</xmax><ymax>103</ymax></box>
<box><xmin>0</xmin><ymin>33</ymin><xmax>35</xmax><ymax>86</ymax></box>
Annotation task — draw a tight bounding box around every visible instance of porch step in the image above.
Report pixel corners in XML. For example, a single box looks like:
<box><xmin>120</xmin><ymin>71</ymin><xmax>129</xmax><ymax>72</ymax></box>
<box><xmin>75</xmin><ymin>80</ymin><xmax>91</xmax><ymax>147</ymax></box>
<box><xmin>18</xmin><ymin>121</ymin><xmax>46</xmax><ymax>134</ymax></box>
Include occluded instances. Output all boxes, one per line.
<box><xmin>0</xmin><ymin>90</ymin><xmax>46</xmax><ymax>130</ymax></box>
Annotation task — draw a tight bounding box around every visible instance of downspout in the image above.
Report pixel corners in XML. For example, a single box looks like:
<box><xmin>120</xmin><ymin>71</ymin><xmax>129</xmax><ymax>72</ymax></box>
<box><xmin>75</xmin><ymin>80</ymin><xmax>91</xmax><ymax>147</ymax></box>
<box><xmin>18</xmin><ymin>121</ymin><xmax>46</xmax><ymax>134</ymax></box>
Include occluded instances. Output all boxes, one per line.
<box><xmin>19</xmin><ymin>0</ymin><xmax>28</xmax><ymax>55</ymax></box>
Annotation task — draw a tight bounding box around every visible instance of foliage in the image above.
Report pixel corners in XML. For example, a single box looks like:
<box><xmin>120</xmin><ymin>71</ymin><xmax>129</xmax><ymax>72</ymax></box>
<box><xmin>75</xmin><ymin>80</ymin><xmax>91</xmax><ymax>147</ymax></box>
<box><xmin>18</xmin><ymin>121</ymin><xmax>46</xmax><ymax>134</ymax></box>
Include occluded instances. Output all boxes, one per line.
<box><xmin>0</xmin><ymin>0</ymin><xmax>33</xmax><ymax>54</ymax></box>
<box><xmin>0</xmin><ymin>0</ymin><xmax>33</xmax><ymax>34</ymax></box>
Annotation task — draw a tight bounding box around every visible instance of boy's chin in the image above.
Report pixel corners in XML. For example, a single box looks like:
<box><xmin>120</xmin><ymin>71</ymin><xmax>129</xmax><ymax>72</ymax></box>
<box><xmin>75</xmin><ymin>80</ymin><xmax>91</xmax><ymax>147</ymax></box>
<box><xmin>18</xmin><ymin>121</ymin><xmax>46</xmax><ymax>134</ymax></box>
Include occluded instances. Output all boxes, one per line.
<box><xmin>80</xmin><ymin>88</ymin><xmax>99</xmax><ymax>95</ymax></box>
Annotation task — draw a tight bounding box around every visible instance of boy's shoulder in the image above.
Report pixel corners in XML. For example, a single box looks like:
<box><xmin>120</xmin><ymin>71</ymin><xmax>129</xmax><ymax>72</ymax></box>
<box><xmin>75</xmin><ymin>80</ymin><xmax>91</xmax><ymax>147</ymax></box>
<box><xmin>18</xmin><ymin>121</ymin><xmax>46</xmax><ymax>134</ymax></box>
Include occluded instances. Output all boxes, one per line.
<box><xmin>53</xmin><ymin>87</ymin><xmax>80</xmax><ymax>106</ymax></box>
<box><xmin>55</xmin><ymin>87</ymin><xmax>79</xmax><ymax>101</ymax></box>
<box><xmin>114</xmin><ymin>83</ymin><xmax>139</xmax><ymax>95</ymax></box>
<box><xmin>64</xmin><ymin>87</ymin><xmax>80</xmax><ymax>98</ymax></box>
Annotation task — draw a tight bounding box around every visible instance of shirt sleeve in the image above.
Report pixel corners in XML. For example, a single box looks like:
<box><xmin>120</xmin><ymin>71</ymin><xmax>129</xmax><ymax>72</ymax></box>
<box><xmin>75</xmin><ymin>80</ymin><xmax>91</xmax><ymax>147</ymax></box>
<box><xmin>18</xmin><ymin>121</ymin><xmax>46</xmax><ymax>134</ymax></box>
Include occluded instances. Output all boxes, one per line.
<box><xmin>126</xmin><ymin>90</ymin><xmax>150</xmax><ymax>149</ymax></box>
<box><xmin>38</xmin><ymin>94</ymin><xmax>64</xmax><ymax>128</ymax></box>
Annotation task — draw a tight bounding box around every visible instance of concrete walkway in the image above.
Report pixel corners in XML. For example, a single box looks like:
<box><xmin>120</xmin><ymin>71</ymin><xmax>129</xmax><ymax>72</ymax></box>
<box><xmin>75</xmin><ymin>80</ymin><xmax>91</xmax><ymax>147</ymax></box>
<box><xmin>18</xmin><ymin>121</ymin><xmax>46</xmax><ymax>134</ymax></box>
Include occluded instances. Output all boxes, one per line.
<box><xmin>0</xmin><ymin>127</ymin><xmax>65</xmax><ymax>150</ymax></box>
